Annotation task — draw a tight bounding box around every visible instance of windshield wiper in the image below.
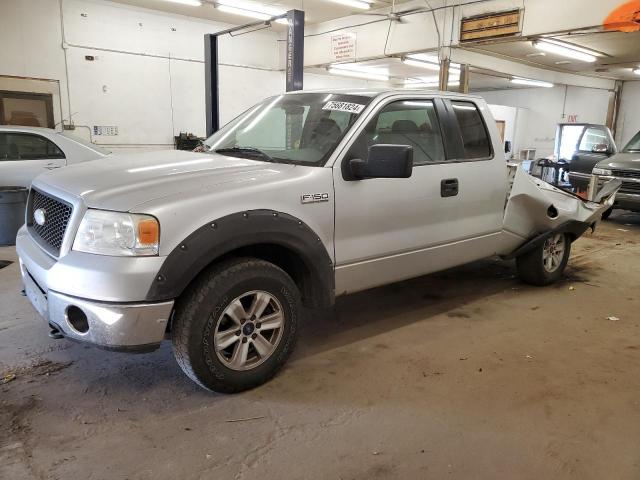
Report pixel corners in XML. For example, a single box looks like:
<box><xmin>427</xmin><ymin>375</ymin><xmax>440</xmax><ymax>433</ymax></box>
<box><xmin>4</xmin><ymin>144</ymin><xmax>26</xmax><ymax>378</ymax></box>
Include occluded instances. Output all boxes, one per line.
<box><xmin>214</xmin><ymin>146</ymin><xmax>274</xmax><ymax>162</ymax></box>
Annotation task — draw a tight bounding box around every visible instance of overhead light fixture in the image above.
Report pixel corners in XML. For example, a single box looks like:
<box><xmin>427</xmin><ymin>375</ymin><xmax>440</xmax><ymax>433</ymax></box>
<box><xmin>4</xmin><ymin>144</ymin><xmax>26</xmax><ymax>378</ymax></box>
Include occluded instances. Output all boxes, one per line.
<box><xmin>633</xmin><ymin>68</ymin><xmax>640</xmax><ymax>76</ymax></box>
<box><xmin>328</xmin><ymin>63</ymin><xmax>389</xmax><ymax>82</ymax></box>
<box><xmin>402</xmin><ymin>54</ymin><xmax>461</xmax><ymax>75</ymax></box>
<box><xmin>533</xmin><ymin>39</ymin><xmax>598</xmax><ymax>63</ymax></box>
<box><xmin>326</xmin><ymin>0</ymin><xmax>373</xmax><ymax>10</ymax></box>
<box><xmin>216</xmin><ymin>0</ymin><xmax>288</xmax><ymax>24</ymax></box>
<box><xmin>163</xmin><ymin>0</ymin><xmax>202</xmax><ymax>5</ymax></box>
<box><xmin>510</xmin><ymin>77</ymin><xmax>554</xmax><ymax>88</ymax></box>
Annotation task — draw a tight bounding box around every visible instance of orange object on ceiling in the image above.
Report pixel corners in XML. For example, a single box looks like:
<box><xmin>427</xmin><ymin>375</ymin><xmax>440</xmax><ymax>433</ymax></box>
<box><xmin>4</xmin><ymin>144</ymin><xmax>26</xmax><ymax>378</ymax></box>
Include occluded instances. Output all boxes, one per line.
<box><xmin>604</xmin><ymin>0</ymin><xmax>640</xmax><ymax>32</ymax></box>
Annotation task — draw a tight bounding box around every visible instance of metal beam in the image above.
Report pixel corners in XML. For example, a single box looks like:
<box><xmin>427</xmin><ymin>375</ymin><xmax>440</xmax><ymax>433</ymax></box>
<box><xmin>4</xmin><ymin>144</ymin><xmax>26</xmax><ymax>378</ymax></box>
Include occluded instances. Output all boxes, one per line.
<box><xmin>204</xmin><ymin>33</ymin><xmax>219</xmax><ymax>136</ymax></box>
<box><xmin>285</xmin><ymin>10</ymin><xmax>305</xmax><ymax>92</ymax></box>
<box><xmin>606</xmin><ymin>80</ymin><xmax>623</xmax><ymax>138</ymax></box>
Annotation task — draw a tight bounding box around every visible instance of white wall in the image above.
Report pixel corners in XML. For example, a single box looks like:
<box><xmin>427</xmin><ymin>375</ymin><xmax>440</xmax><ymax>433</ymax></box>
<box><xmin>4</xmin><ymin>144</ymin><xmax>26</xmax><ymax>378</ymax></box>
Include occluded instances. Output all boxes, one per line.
<box><xmin>616</xmin><ymin>81</ymin><xmax>640</xmax><ymax>148</ymax></box>
<box><xmin>478</xmin><ymin>85</ymin><xmax>612</xmax><ymax>158</ymax></box>
<box><xmin>0</xmin><ymin>0</ymin><xmax>285</xmax><ymax>152</ymax></box>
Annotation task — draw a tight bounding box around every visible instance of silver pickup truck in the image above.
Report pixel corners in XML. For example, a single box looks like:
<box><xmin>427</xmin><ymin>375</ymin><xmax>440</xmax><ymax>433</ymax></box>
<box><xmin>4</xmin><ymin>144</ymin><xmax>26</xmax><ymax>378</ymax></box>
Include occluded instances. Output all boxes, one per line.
<box><xmin>16</xmin><ymin>89</ymin><xmax>619</xmax><ymax>392</ymax></box>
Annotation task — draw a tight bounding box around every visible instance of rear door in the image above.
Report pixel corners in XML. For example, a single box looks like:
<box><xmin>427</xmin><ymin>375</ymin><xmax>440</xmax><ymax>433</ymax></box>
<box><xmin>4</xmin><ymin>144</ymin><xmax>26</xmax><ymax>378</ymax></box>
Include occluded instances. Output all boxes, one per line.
<box><xmin>332</xmin><ymin>95</ymin><xmax>507</xmax><ymax>294</ymax></box>
<box><xmin>0</xmin><ymin>132</ymin><xmax>66</xmax><ymax>187</ymax></box>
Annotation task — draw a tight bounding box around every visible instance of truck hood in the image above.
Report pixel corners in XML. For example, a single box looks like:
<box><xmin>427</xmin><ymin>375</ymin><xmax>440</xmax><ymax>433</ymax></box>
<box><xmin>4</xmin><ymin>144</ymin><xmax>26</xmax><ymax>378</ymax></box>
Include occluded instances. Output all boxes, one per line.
<box><xmin>596</xmin><ymin>152</ymin><xmax>640</xmax><ymax>171</ymax></box>
<box><xmin>33</xmin><ymin>150</ymin><xmax>295</xmax><ymax>211</ymax></box>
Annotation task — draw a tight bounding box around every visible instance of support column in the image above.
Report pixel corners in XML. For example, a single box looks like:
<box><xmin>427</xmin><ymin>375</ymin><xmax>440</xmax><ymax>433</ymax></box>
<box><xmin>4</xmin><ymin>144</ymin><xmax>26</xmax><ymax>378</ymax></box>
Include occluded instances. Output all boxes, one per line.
<box><xmin>204</xmin><ymin>33</ymin><xmax>219</xmax><ymax>136</ymax></box>
<box><xmin>606</xmin><ymin>80</ymin><xmax>623</xmax><ymax>139</ymax></box>
<box><xmin>285</xmin><ymin>9</ymin><xmax>305</xmax><ymax>92</ymax></box>
<box><xmin>459</xmin><ymin>64</ymin><xmax>470</xmax><ymax>94</ymax></box>
<box><xmin>438</xmin><ymin>58</ymin><xmax>450</xmax><ymax>91</ymax></box>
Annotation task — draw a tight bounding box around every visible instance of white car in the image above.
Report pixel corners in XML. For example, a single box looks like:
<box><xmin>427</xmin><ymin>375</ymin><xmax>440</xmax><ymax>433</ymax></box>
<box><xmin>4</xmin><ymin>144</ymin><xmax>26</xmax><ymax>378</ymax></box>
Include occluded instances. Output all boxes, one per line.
<box><xmin>0</xmin><ymin>126</ymin><xmax>109</xmax><ymax>187</ymax></box>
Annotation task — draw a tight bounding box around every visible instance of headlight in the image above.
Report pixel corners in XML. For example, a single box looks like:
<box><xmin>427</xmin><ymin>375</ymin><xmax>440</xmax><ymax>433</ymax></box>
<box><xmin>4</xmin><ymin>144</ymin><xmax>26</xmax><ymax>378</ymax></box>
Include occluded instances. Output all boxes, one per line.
<box><xmin>73</xmin><ymin>209</ymin><xmax>159</xmax><ymax>256</ymax></box>
<box><xmin>592</xmin><ymin>167</ymin><xmax>612</xmax><ymax>176</ymax></box>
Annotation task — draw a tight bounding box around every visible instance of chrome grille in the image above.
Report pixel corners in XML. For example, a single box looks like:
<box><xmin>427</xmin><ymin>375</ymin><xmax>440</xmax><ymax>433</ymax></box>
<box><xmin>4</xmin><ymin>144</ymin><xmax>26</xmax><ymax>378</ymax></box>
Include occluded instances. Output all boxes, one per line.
<box><xmin>28</xmin><ymin>189</ymin><xmax>73</xmax><ymax>256</ymax></box>
<box><xmin>612</xmin><ymin>169</ymin><xmax>640</xmax><ymax>179</ymax></box>
<box><xmin>620</xmin><ymin>181</ymin><xmax>640</xmax><ymax>194</ymax></box>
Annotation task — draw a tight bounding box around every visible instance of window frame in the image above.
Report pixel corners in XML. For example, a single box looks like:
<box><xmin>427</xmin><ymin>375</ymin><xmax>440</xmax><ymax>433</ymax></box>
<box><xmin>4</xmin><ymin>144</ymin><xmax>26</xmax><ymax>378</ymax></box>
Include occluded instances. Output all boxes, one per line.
<box><xmin>337</xmin><ymin>95</ymin><xmax>495</xmax><ymax>180</ymax></box>
<box><xmin>0</xmin><ymin>90</ymin><xmax>55</xmax><ymax>129</ymax></box>
<box><xmin>0</xmin><ymin>131</ymin><xmax>66</xmax><ymax>161</ymax></box>
<box><xmin>442</xmin><ymin>99</ymin><xmax>495</xmax><ymax>162</ymax></box>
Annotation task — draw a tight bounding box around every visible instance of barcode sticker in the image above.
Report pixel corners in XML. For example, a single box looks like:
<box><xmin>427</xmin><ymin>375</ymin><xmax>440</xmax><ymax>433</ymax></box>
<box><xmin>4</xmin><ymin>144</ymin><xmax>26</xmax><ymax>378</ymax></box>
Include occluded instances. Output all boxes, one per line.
<box><xmin>322</xmin><ymin>101</ymin><xmax>365</xmax><ymax>114</ymax></box>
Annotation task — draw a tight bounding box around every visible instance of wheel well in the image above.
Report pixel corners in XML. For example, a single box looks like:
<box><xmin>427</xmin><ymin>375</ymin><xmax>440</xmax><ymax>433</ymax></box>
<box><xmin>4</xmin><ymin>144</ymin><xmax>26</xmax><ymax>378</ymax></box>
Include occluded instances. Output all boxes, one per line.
<box><xmin>214</xmin><ymin>243</ymin><xmax>327</xmax><ymax>308</ymax></box>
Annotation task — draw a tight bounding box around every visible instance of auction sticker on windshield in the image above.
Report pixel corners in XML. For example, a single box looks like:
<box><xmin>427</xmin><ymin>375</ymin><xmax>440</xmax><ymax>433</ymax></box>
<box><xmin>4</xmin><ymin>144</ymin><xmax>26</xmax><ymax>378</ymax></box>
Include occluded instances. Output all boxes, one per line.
<box><xmin>322</xmin><ymin>101</ymin><xmax>365</xmax><ymax>114</ymax></box>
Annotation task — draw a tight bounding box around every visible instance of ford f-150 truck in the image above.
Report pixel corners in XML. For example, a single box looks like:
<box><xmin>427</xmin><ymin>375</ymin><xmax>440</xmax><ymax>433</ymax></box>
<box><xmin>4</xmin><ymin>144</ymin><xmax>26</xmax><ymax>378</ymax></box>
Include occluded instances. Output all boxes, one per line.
<box><xmin>16</xmin><ymin>89</ymin><xmax>619</xmax><ymax>392</ymax></box>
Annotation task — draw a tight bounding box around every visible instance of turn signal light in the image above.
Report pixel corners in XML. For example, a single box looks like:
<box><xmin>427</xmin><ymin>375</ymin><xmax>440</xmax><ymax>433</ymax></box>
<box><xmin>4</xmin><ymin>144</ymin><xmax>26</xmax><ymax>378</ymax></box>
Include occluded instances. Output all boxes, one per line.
<box><xmin>138</xmin><ymin>219</ymin><xmax>159</xmax><ymax>245</ymax></box>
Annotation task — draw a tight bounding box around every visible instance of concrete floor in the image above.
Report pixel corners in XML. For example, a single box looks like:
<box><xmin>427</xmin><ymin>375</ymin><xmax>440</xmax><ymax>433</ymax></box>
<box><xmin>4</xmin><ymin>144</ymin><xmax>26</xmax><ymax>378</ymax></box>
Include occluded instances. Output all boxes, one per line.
<box><xmin>1</xmin><ymin>212</ymin><xmax>639</xmax><ymax>480</ymax></box>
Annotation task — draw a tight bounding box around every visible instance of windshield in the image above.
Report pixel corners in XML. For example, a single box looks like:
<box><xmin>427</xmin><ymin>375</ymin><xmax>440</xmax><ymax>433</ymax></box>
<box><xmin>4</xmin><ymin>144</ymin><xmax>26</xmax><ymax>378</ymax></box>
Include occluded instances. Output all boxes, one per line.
<box><xmin>623</xmin><ymin>131</ymin><xmax>640</xmax><ymax>153</ymax></box>
<box><xmin>203</xmin><ymin>93</ymin><xmax>372</xmax><ymax>166</ymax></box>
<box><xmin>60</xmin><ymin>131</ymin><xmax>111</xmax><ymax>155</ymax></box>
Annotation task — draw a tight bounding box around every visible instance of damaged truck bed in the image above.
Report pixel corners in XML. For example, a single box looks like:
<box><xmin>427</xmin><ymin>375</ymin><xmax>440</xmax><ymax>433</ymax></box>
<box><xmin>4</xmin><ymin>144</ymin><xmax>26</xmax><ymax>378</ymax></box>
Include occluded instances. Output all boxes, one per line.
<box><xmin>501</xmin><ymin>164</ymin><xmax>621</xmax><ymax>260</ymax></box>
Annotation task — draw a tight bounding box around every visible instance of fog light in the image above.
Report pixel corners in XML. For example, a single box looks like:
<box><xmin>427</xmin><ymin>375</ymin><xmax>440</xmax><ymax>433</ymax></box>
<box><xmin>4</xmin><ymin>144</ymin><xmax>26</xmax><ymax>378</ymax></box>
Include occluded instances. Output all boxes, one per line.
<box><xmin>66</xmin><ymin>306</ymin><xmax>89</xmax><ymax>333</ymax></box>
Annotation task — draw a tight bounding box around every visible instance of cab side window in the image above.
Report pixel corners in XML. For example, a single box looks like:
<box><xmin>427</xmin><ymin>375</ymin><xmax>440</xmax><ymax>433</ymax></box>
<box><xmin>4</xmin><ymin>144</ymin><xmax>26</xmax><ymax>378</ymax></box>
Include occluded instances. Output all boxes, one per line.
<box><xmin>451</xmin><ymin>101</ymin><xmax>491</xmax><ymax>160</ymax></box>
<box><xmin>348</xmin><ymin>100</ymin><xmax>445</xmax><ymax>166</ymax></box>
<box><xmin>0</xmin><ymin>133</ymin><xmax>65</xmax><ymax>161</ymax></box>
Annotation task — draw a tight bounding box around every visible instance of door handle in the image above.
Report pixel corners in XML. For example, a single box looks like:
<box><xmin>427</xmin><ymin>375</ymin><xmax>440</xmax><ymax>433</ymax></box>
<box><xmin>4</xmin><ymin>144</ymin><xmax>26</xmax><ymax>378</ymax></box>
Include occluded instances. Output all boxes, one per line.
<box><xmin>45</xmin><ymin>163</ymin><xmax>61</xmax><ymax>170</ymax></box>
<box><xmin>441</xmin><ymin>178</ymin><xmax>459</xmax><ymax>197</ymax></box>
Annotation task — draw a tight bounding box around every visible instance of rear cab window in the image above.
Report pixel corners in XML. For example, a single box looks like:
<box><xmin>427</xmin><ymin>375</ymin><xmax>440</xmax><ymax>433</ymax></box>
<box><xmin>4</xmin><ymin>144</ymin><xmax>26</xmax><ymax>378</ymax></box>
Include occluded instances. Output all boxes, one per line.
<box><xmin>450</xmin><ymin>101</ymin><xmax>492</xmax><ymax>160</ymax></box>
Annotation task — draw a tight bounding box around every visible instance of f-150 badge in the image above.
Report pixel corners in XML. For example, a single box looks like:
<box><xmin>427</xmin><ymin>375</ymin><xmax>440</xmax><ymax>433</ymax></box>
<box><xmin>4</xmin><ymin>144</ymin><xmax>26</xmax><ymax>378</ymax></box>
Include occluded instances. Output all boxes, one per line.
<box><xmin>301</xmin><ymin>193</ymin><xmax>330</xmax><ymax>204</ymax></box>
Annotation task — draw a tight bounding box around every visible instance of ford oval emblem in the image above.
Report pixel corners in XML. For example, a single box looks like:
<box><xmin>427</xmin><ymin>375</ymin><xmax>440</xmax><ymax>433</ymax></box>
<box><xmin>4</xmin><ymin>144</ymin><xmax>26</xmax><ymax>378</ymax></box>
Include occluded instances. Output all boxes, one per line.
<box><xmin>34</xmin><ymin>208</ymin><xmax>46</xmax><ymax>226</ymax></box>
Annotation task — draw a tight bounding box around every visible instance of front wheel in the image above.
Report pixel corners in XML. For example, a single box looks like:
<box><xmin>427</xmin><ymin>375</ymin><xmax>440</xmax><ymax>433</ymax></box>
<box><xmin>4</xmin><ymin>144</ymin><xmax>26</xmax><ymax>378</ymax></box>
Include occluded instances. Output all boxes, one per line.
<box><xmin>516</xmin><ymin>233</ymin><xmax>571</xmax><ymax>286</ymax></box>
<box><xmin>172</xmin><ymin>258</ymin><xmax>301</xmax><ymax>393</ymax></box>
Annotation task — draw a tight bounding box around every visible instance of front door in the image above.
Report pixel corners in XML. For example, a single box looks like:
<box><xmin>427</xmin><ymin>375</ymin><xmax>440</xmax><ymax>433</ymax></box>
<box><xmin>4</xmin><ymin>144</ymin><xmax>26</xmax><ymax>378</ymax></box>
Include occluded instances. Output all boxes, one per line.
<box><xmin>0</xmin><ymin>132</ymin><xmax>66</xmax><ymax>187</ymax></box>
<box><xmin>332</xmin><ymin>96</ymin><xmax>507</xmax><ymax>295</ymax></box>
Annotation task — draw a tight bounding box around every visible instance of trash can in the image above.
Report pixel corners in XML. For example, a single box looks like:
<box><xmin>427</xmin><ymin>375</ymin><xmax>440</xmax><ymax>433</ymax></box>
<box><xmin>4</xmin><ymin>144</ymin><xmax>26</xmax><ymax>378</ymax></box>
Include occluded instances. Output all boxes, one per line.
<box><xmin>0</xmin><ymin>187</ymin><xmax>28</xmax><ymax>246</ymax></box>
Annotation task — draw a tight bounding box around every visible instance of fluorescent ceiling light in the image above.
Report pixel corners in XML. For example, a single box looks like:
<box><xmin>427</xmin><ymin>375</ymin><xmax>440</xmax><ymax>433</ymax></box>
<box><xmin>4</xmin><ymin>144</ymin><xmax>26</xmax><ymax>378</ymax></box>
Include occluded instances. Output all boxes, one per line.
<box><xmin>331</xmin><ymin>63</ymin><xmax>388</xmax><ymax>74</ymax></box>
<box><xmin>163</xmin><ymin>0</ymin><xmax>202</xmax><ymax>5</ymax></box>
<box><xmin>510</xmin><ymin>77</ymin><xmax>554</xmax><ymax>88</ymax></box>
<box><xmin>328</xmin><ymin>67</ymin><xmax>388</xmax><ymax>82</ymax></box>
<box><xmin>533</xmin><ymin>39</ymin><xmax>597</xmax><ymax>63</ymax></box>
<box><xmin>216</xmin><ymin>0</ymin><xmax>288</xmax><ymax>24</ymax></box>
<box><xmin>326</xmin><ymin>0</ymin><xmax>372</xmax><ymax>10</ymax></box>
<box><xmin>402</xmin><ymin>57</ymin><xmax>461</xmax><ymax>76</ymax></box>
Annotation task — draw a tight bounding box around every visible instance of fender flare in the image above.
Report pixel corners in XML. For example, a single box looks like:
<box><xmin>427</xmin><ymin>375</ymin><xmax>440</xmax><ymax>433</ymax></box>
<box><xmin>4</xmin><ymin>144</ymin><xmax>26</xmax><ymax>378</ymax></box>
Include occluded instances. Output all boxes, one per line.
<box><xmin>145</xmin><ymin>210</ymin><xmax>335</xmax><ymax>307</ymax></box>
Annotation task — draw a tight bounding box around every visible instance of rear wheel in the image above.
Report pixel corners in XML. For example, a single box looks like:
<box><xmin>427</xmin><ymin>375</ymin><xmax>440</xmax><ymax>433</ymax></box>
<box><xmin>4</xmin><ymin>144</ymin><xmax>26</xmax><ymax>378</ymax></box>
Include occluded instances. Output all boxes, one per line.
<box><xmin>516</xmin><ymin>233</ymin><xmax>571</xmax><ymax>286</ymax></box>
<box><xmin>172</xmin><ymin>258</ymin><xmax>300</xmax><ymax>393</ymax></box>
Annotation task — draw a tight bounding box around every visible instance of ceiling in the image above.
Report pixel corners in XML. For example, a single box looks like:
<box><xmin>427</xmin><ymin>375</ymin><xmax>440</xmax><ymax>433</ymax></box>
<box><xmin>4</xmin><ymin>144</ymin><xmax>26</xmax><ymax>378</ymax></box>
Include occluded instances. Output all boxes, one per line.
<box><xmin>306</xmin><ymin>57</ymin><xmax>522</xmax><ymax>92</ymax></box>
<box><xmin>465</xmin><ymin>31</ymin><xmax>640</xmax><ymax>82</ymax></box>
<box><xmin>109</xmin><ymin>0</ymin><xmax>640</xmax><ymax>87</ymax></box>
<box><xmin>109</xmin><ymin>0</ymin><xmax>402</xmax><ymax>25</ymax></box>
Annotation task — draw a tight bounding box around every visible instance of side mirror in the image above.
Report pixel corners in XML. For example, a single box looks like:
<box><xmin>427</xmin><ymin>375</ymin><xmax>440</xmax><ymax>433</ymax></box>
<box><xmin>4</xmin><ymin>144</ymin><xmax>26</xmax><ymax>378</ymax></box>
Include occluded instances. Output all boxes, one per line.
<box><xmin>504</xmin><ymin>141</ymin><xmax>512</xmax><ymax>153</ymax></box>
<box><xmin>349</xmin><ymin>144</ymin><xmax>413</xmax><ymax>180</ymax></box>
<box><xmin>591</xmin><ymin>143</ymin><xmax>609</xmax><ymax>154</ymax></box>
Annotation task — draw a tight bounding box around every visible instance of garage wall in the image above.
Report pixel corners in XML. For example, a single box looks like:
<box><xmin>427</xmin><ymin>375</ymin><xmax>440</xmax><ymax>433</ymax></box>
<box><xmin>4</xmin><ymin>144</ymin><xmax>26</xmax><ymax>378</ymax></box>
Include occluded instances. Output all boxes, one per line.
<box><xmin>478</xmin><ymin>85</ymin><xmax>612</xmax><ymax>158</ymax></box>
<box><xmin>0</xmin><ymin>0</ymin><xmax>285</xmax><ymax>152</ymax></box>
<box><xmin>616</xmin><ymin>81</ymin><xmax>640</xmax><ymax>148</ymax></box>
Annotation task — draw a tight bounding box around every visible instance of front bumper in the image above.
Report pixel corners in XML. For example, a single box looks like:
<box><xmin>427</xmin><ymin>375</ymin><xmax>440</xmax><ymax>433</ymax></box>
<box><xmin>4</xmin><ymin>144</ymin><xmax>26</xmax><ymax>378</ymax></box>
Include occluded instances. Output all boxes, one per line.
<box><xmin>17</xmin><ymin>226</ymin><xmax>174</xmax><ymax>351</ymax></box>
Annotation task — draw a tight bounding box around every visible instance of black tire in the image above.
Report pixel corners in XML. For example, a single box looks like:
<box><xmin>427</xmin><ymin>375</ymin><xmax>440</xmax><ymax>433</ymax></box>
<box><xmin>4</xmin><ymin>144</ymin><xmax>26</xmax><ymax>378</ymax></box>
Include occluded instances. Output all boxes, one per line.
<box><xmin>601</xmin><ymin>207</ymin><xmax>613</xmax><ymax>220</ymax></box>
<box><xmin>516</xmin><ymin>233</ymin><xmax>571</xmax><ymax>286</ymax></box>
<box><xmin>172</xmin><ymin>257</ymin><xmax>300</xmax><ymax>393</ymax></box>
